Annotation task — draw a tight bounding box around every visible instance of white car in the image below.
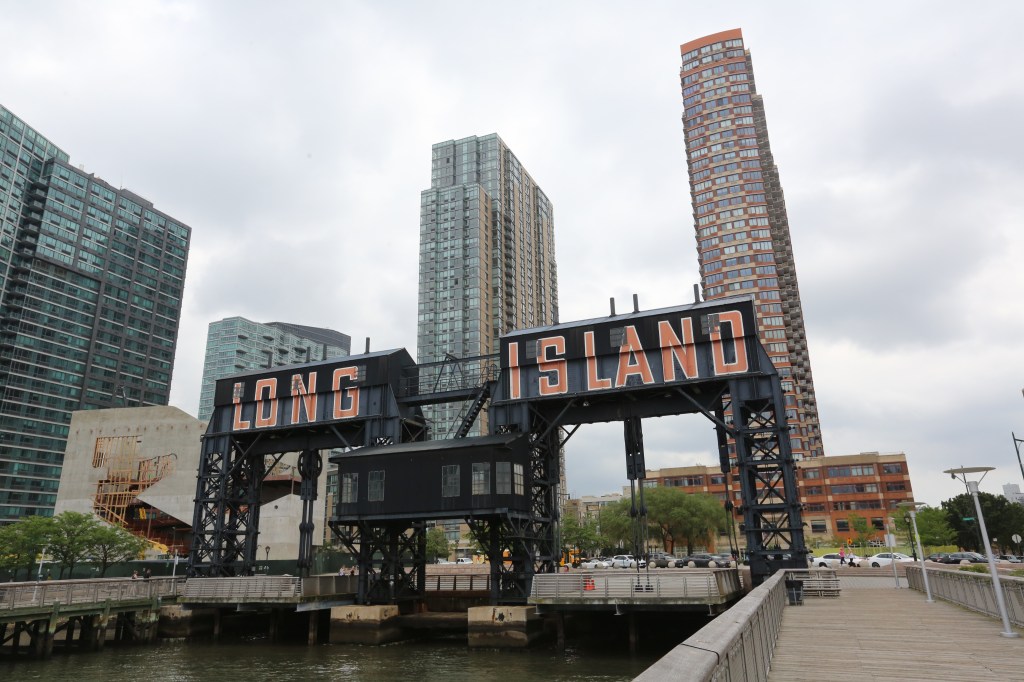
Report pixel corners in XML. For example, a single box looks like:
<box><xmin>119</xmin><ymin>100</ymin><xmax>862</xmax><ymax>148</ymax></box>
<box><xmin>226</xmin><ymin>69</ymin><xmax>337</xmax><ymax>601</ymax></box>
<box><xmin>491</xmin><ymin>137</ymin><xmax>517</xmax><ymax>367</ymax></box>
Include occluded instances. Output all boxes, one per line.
<box><xmin>864</xmin><ymin>552</ymin><xmax>914</xmax><ymax>568</ymax></box>
<box><xmin>811</xmin><ymin>553</ymin><xmax>861</xmax><ymax>568</ymax></box>
<box><xmin>610</xmin><ymin>554</ymin><xmax>637</xmax><ymax>569</ymax></box>
<box><xmin>580</xmin><ymin>557</ymin><xmax>611</xmax><ymax>569</ymax></box>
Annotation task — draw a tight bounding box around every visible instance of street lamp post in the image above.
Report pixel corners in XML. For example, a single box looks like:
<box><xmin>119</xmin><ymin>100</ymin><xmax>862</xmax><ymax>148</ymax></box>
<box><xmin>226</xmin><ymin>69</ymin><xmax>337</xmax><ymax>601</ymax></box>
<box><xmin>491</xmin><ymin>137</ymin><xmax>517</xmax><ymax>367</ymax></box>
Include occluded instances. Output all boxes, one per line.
<box><xmin>945</xmin><ymin>466</ymin><xmax>1020</xmax><ymax>638</ymax></box>
<box><xmin>898</xmin><ymin>501</ymin><xmax>933</xmax><ymax>603</ymax></box>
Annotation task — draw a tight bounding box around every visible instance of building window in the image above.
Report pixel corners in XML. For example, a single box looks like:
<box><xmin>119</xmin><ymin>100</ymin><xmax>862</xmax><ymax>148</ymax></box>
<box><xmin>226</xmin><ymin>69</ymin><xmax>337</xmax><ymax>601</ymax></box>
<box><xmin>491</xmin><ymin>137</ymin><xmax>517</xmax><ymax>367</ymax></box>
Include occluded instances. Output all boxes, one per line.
<box><xmin>827</xmin><ymin>465</ymin><xmax>875</xmax><ymax>478</ymax></box>
<box><xmin>496</xmin><ymin>462</ymin><xmax>511</xmax><ymax>494</ymax></box>
<box><xmin>810</xmin><ymin>521</ymin><xmax>827</xmax><ymax>534</ymax></box>
<box><xmin>681</xmin><ymin>476</ymin><xmax>704</xmax><ymax>486</ymax></box>
<box><xmin>886</xmin><ymin>482</ymin><xmax>906</xmax><ymax>492</ymax></box>
<box><xmin>804</xmin><ymin>503</ymin><xmax>826</xmax><ymax>512</ymax></box>
<box><xmin>472</xmin><ymin>463</ymin><xmax>490</xmax><ymax>495</ymax></box>
<box><xmin>368</xmin><ymin>470</ymin><xmax>384</xmax><ymax>502</ymax></box>
<box><xmin>710</xmin><ymin>474</ymin><xmax>726</xmax><ymax>485</ymax></box>
<box><xmin>803</xmin><ymin>469</ymin><xmax>821</xmax><ymax>479</ymax></box>
<box><xmin>442</xmin><ymin>465</ymin><xmax>460</xmax><ymax>498</ymax></box>
<box><xmin>881</xmin><ymin>463</ymin><xmax>904</xmax><ymax>474</ymax></box>
<box><xmin>513</xmin><ymin>463</ymin><xmax>524</xmax><ymax>495</ymax></box>
<box><xmin>836</xmin><ymin>519</ymin><xmax>849</xmax><ymax>532</ymax></box>
<box><xmin>341</xmin><ymin>472</ymin><xmax>358</xmax><ymax>503</ymax></box>
<box><xmin>804</xmin><ymin>486</ymin><xmax>823</xmax><ymax>496</ymax></box>
<box><xmin>871</xmin><ymin>517</ymin><xmax>885</xmax><ymax>530</ymax></box>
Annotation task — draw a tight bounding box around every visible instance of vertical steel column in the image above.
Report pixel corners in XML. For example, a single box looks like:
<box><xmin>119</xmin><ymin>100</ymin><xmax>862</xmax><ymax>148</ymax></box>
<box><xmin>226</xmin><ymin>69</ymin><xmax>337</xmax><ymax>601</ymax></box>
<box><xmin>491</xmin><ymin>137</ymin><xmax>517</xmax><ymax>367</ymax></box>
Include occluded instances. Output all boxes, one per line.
<box><xmin>296</xmin><ymin>449</ymin><xmax>323</xmax><ymax>577</ymax></box>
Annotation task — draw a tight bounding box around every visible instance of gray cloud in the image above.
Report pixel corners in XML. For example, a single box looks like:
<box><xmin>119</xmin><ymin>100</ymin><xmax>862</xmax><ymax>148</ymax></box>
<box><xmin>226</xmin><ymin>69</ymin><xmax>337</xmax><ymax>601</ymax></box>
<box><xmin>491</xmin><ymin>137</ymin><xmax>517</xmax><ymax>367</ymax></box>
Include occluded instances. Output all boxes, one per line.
<box><xmin>3</xmin><ymin>1</ymin><xmax>1023</xmax><ymax>507</ymax></box>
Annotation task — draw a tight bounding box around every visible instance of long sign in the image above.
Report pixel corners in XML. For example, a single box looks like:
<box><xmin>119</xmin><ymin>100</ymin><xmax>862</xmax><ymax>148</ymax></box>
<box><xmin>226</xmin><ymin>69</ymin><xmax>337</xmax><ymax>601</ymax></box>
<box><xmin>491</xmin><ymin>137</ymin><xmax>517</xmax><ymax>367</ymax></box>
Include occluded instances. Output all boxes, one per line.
<box><xmin>211</xmin><ymin>349</ymin><xmax>414</xmax><ymax>433</ymax></box>
<box><xmin>500</xmin><ymin>298</ymin><xmax>760</xmax><ymax>402</ymax></box>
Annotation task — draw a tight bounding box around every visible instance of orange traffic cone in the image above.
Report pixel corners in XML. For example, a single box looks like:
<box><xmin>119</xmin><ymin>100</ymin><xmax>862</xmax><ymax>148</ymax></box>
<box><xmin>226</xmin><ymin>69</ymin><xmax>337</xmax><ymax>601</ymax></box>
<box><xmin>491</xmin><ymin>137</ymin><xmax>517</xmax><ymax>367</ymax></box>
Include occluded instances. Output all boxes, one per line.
<box><xmin>583</xmin><ymin>577</ymin><xmax>595</xmax><ymax>591</ymax></box>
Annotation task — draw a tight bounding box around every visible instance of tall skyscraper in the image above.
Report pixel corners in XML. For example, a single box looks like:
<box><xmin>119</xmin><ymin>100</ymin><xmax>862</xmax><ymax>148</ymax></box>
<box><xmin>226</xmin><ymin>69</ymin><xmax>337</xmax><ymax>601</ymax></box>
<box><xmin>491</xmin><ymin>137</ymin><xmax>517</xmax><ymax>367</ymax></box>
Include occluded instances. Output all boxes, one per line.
<box><xmin>680</xmin><ymin>30</ymin><xmax>823</xmax><ymax>459</ymax></box>
<box><xmin>197</xmin><ymin>317</ymin><xmax>351</xmax><ymax>421</ymax></box>
<box><xmin>417</xmin><ymin>133</ymin><xmax>558</xmax><ymax>438</ymax></box>
<box><xmin>0</xmin><ymin>104</ymin><xmax>190</xmax><ymax>523</ymax></box>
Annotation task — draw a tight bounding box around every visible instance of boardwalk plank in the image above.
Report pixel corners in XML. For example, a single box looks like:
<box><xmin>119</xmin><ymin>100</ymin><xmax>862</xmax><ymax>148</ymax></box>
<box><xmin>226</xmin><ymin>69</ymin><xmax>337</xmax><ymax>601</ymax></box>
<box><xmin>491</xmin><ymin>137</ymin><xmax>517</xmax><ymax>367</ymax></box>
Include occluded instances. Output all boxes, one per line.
<box><xmin>767</xmin><ymin>580</ymin><xmax>1024</xmax><ymax>681</ymax></box>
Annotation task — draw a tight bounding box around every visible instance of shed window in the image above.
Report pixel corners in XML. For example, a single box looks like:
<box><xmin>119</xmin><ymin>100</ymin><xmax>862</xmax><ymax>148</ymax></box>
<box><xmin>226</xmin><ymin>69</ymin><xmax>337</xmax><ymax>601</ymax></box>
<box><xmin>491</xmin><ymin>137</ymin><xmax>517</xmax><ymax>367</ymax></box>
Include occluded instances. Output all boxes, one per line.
<box><xmin>496</xmin><ymin>462</ymin><xmax>511</xmax><ymax>494</ymax></box>
<box><xmin>341</xmin><ymin>472</ymin><xmax>358</xmax><ymax>503</ymax></box>
<box><xmin>513</xmin><ymin>463</ymin><xmax>524</xmax><ymax>495</ymax></box>
<box><xmin>472</xmin><ymin>462</ymin><xmax>490</xmax><ymax>495</ymax></box>
<box><xmin>442</xmin><ymin>465</ymin><xmax>459</xmax><ymax>497</ymax></box>
<box><xmin>368</xmin><ymin>470</ymin><xmax>384</xmax><ymax>502</ymax></box>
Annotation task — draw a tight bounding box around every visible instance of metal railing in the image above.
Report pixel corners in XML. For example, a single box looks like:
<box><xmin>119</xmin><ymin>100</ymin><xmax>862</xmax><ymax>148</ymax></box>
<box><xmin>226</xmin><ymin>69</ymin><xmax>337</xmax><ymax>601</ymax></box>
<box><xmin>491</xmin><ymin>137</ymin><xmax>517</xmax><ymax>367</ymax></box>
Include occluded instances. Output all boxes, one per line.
<box><xmin>636</xmin><ymin>571</ymin><xmax>787</xmax><ymax>682</ymax></box>
<box><xmin>530</xmin><ymin>569</ymin><xmax>741</xmax><ymax>601</ymax></box>
<box><xmin>0</xmin><ymin>577</ymin><xmax>183</xmax><ymax>612</ymax></box>
<box><xmin>422</xmin><ymin>574</ymin><xmax>491</xmax><ymax>591</ymax></box>
<box><xmin>180</xmin><ymin>576</ymin><xmax>302</xmax><ymax>601</ymax></box>
<box><xmin>906</xmin><ymin>565</ymin><xmax>1024</xmax><ymax>626</ymax></box>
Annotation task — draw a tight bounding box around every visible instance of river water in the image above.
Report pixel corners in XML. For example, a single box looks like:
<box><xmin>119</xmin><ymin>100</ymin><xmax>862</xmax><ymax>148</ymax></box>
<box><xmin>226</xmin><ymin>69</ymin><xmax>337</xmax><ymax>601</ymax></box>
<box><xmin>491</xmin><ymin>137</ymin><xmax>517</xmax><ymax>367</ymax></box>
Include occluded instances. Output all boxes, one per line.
<box><xmin>4</xmin><ymin>617</ymin><xmax>693</xmax><ymax>681</ymax></box>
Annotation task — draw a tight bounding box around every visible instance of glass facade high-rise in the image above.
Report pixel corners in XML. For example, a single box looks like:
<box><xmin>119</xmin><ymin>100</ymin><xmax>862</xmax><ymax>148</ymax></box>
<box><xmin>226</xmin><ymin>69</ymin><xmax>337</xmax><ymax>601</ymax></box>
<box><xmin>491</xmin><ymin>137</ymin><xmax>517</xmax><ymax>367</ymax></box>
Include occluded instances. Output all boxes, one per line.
<box><xmin>0</xmin><ymin>104</ymin><xmax>191</xmax><ymax>523</ymax></box>
<box><xmin>417</xmin><ymin>133</ymin><xmax>558</xmax><ymax>438</ymax></box>
<box><xmin>197</xmin><ymin>317</ymin><xmax>351</xmax><ymax>422</ymax></box>
<box><xmin>680</xmin><ymin>30</ymin><xmax>823</xmax><ymax>459</ymax></box>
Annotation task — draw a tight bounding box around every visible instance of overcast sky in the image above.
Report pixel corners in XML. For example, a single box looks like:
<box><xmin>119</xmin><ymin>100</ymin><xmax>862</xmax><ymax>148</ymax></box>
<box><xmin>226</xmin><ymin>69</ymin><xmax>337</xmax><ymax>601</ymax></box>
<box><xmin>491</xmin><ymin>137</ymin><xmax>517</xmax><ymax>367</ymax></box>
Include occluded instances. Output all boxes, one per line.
<box><xmin>4</xmin><ymin>1</ymin><xmax>1023</xmax><ymax>509</ymax></box>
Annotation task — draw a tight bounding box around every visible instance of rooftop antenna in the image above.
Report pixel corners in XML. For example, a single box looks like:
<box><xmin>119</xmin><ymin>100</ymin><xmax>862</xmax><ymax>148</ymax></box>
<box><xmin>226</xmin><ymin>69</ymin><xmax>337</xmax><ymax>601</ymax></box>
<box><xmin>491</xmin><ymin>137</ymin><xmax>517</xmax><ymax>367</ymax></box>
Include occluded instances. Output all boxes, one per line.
<box><xmin>632</xmin><ymin>294</ymin><xmax>639</xmax><ymax>313</ymax></box>
<box><xmin>609</xmin><ymin>297</ymin><xmax>616</xmax><ymax>316</ymax></box>
<box><xmin>693</xmin><ymin>284</ymin><xmax>701</xmax><ymax>303</ymax></box>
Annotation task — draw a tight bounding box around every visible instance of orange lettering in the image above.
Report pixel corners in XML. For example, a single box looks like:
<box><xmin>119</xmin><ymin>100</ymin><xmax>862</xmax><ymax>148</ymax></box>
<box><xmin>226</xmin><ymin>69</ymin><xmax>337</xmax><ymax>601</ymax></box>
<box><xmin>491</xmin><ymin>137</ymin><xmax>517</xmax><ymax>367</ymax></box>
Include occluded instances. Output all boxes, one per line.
<box><xmin>508</xmin><ymin>342</ymin><xmax>521</xmax><ymax>400</ymax></box>
<box><xmin>290</xmin><ymin>372</ymin><xmax>318</xmax><ymax>424</ymax></box>
<box><xmin>332</xmin><ymin>367</ymin><xmax>360</xmax><ymax>419</ymax></box>
<box><xmin>584</xmin><ymin>331</ymin><xmax>612</xmax><ymax>390</ymax></box>
<box><xmin>254</xmin><ymin>378</ymin><xmax>278</xmax><ymax>428</ymax></box>
<box><xmin>659</xmin><ymin>318</ymin><xmax>697</xmax><ymax>382</ymax></box>
<box><xmin>711</xmin><ymin>310</ymin><xmax>749</xmax><ymax>375</ymax></box>
<box><xmin>232</xmin><ymin>382</ymin><xmax>251</xmax><ymax>430</ymax></box>
<box><xmin>615</xmin><ymin>326</ymin><xmax>654</xmax><ymax>387</ymax></box>
<box><xmin>538</xmin><ymin>336</ymin><xmax>567</xmax><ymax>395</ymax></box>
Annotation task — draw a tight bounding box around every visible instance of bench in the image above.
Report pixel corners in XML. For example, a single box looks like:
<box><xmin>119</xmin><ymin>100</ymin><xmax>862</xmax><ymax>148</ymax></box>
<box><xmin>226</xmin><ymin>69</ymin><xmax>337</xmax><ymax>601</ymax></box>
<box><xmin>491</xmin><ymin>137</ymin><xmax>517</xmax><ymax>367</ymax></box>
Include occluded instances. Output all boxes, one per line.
<box><xmin>788</xmin><ymin>569</ymin><xmax>840</xmax><ymax>598</ymax></box>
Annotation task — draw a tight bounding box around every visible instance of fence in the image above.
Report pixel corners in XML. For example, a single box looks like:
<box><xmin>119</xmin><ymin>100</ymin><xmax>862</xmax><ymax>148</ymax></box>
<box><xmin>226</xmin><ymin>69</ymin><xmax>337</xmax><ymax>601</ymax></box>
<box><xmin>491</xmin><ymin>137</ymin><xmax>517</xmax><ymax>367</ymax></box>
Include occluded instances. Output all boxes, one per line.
<box><xmin>636</xmin><ymin>571</ymin><xmax>789</xmax><ymax>681</ymax></box>
<box><xmin>906</xmin><ymin>565</ymin><xmax>1024</xmax><ymax>626</ymax></box>
<box><xmin>0</xmin><ymin>576</ymin><xmax>183</xmax><ymax>611</ymax></box>
<box><xmin>531</xmin><ymin>569</ymin><xmax>739</xmax><ymax>601</ymax></box>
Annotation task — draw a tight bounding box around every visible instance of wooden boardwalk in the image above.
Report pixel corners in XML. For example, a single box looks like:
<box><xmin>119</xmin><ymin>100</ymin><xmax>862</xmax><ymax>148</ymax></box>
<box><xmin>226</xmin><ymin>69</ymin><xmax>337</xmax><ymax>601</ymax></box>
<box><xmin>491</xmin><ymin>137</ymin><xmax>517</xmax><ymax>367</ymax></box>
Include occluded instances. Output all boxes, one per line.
<box><xmin>768</xmin><ymin>579</ymin><xmax>1024</xmax><ymax>680</ymax></box>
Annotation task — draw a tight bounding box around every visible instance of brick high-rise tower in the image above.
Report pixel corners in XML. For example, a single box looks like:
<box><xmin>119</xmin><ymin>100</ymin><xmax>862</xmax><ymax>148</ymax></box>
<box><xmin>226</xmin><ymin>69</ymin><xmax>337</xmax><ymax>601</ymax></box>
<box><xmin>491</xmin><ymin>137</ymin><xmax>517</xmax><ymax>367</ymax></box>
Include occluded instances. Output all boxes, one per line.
<box><xmin>680</xmin><ymin>29</ymin><xmax>823</xmax><ymax>459</ymax></box>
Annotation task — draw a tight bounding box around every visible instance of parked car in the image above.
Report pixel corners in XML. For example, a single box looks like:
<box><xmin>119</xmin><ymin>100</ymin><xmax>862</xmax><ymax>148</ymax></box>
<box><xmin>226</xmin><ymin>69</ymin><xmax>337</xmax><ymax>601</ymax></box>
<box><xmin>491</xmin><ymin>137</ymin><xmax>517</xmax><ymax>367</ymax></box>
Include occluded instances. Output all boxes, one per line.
<box><xmin>999</xmin><ymin>555</ymin><xmax>1022</xmax><ymax>563</ymax></box>
<box><xmin>648</xmin><ymin>553</ymin><xmax>673</xmax><ymax>568</ymax></box>
<box><xmin>675</xmin><ymin>553</ymin><xmax>716</xmax><ymax>568</ymax></box>
<box><xmin>610</xmin><ymin>554</ymin><xmax>637</xmax><ymax>569</ymax></box>
<box><xmin>712</xmin><ymin>552</ymin><xmax>737</xmax><ymax>566</ymax></box>
<box><xmin>455</xmin><ymin>557</ymin><xmax>474</xmax><ymax>565</ymax></box>
<box><xmin>868</xmin><ymin>539</ymin><xmax>885</xmax><ymax>547</ymax></box>
<box><xmin>865</xmin><ymin>552</ymin><xmax>914</xmax><ymax>567</ymax></box>
<box><xmin>580</xmin><ymin>557</ymin><xmax>611</xmax><ymax>569</ymax></box>
<box><xmin>924</xmin><ymin>552</ymin><xmax>951</xmax><ymax>563</ymax></box>
<box><xmin>940</xmin><ymin>552</ymin><xmax>986</xmax><ymax>564</ymax></box>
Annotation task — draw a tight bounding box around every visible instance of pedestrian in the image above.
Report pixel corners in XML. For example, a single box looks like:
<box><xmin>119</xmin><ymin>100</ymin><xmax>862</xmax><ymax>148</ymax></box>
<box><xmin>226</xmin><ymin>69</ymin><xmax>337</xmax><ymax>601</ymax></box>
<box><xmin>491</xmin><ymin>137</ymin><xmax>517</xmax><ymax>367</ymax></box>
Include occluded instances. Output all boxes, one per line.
<box><xmin>144</xmin><ymin>568</ymin><xmax>152</xmax><ymax>580</ymax></box>
<box><xmin>131</xmin><ymin>570</ymin><xmax>139</xmax><ymax>580</ymax></box>
<box><xmin>839</xmin><ymin>548</ymin><xmax>846</xmax><ymax>566</ymax></box>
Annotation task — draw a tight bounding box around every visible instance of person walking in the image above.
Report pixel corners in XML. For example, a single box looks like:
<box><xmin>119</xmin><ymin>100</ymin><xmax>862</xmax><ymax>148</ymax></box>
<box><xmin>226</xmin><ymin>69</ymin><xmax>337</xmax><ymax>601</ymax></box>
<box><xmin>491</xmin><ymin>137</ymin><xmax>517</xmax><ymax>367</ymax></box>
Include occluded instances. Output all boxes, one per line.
<box><xmin>839</xmin><ymin>547</ymin><xmax>846</xmax><ymax>566</ymax></box>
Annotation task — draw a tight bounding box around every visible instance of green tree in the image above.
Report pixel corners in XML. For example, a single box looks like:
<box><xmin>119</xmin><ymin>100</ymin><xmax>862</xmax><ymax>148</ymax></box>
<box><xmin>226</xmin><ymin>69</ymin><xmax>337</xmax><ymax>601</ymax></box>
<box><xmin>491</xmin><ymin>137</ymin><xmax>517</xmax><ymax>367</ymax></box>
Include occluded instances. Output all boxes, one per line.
<box><xmin>560</xmin><ymin>514</ymin><xmax>600</xmax><ymax>557</ymax></box>
<box><xmin>49</xmin><ymin>511</ymin><xmax>102</xmax><ymax>578</ymax></box>
<box><xmin>0</xmin><ymin>515</ymin><xmax>55</xmax><ymax>580</ymax></box>
<box><xmin>847</xmin><ymin>513</ymin><xmax>874</xmax><ymax>548</ymax></box>
<box><xmin>593</xmin><ymin>488</ymin><xmax>729</xmax><ymax>556</ymax></box>
<box><xmin>89</xmin><ymin>524</ymin><xmax>148</xmax><ymax>577</ymax></box>
<box><xmin>902</xmin><ymin>507</ymin><xmax>955</xmax><ymax>549</ymax></box>
<box><xmin>425</xmin><ymin>526</ymin><xmax>451</xmax><ymax>563</ymax></box>
<box><xmin>645</xmin><ymin>487</ymin><xmax>729</xmax><ymax>555</ymax></box>
<box><xmin>942</xmin><ymin>492</ymin><xmax>1024</xmax><ymax>553</ymax></box>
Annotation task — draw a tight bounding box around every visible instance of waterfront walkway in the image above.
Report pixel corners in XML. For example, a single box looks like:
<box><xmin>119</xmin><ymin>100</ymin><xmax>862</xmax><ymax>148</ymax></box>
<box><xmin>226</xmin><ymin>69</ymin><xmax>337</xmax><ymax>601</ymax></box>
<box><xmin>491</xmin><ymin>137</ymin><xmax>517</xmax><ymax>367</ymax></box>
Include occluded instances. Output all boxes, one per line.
<box><xmin>767</xmin><ymin>577</ymin><xmax>1024</xmax><ymax>680</ymax></box>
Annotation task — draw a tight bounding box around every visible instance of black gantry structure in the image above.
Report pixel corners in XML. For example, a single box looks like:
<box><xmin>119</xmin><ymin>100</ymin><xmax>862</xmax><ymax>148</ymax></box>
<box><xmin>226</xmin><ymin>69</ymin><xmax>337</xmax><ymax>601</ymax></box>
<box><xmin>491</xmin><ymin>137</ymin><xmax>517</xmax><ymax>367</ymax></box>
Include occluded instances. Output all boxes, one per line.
<box><xmin>188</xmin><ymin>296</ymin><xmax>807</xmax><ymax>599</ymax></box>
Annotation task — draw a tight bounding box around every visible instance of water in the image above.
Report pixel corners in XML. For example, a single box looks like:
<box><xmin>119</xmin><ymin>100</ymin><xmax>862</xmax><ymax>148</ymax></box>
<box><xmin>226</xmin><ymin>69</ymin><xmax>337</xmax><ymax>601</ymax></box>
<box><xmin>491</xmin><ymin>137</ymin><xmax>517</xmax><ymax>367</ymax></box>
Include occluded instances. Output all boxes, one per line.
<box><xmin>3</xmin><ymin>624</ymin><xmax>681</xmax><ymax>681</ymax></box>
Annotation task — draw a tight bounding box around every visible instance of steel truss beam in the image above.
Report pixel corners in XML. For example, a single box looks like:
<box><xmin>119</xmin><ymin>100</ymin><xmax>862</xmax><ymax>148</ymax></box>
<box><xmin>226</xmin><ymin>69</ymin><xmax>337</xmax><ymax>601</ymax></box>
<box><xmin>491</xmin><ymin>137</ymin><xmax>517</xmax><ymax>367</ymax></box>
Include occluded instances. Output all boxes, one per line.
<box><xmin>727</xmin><ymin>375</ymin><xmax>807</xmax><ymax>584</ymax></box>
<box><xmin>332</xmin><ymin>521</ymin><xmax>427</xmax><ymax>604</ymax></box>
